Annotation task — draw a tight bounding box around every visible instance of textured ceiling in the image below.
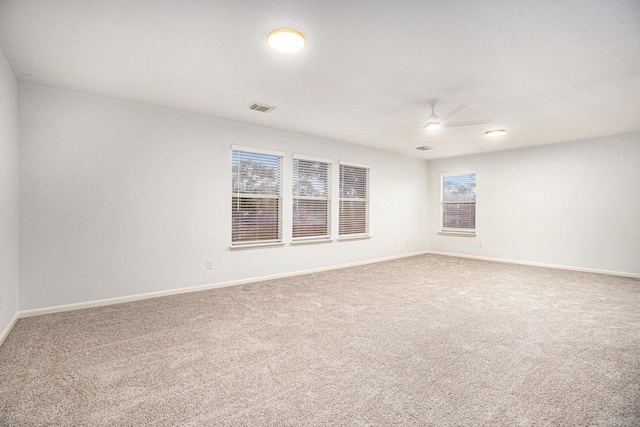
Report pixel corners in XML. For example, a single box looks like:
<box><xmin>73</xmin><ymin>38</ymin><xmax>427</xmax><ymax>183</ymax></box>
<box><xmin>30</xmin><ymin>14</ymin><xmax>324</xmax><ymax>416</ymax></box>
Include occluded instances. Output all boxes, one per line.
<box><xmin>1</xmin><ymin>0</ymin><xmax>639</xmax><ymax>159</ymax></box>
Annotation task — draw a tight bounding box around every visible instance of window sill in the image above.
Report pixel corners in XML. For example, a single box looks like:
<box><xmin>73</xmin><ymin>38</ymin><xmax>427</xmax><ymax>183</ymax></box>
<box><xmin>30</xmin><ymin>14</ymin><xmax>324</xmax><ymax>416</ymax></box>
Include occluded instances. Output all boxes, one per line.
<box><xmin>229</xmin><ymin>242</ymin><xmax>285</xmax><ymax>250</ymax></box>
<box><xmin>438</xmin><ymin>231</ymin><xmax>476</xmax><ymax>237</ymax></box>
<box><xmin>337</xmin><ymin>235</ymin><xmax>371</xmax><ymax>241</ymax></box>
<box><xmin>290</xmin><ymin>238</ymin><xmax>334</xmax><ymax>245</ymax></box>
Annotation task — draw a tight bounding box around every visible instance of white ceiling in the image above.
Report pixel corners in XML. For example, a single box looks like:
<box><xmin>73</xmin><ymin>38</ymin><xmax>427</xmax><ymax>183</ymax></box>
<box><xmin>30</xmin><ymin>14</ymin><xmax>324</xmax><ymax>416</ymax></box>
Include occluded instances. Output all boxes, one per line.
<box><xmin>1</xmin><ymin>0</ymin><xmax>639</xmax><ymax>159</ymax></box>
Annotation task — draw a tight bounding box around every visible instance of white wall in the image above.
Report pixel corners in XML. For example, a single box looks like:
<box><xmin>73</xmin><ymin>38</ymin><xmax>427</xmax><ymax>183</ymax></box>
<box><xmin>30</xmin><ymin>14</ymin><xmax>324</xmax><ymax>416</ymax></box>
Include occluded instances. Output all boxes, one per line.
<box><xmin>18</xmin><ymin>83</ymin><xmax>429</xmax><ymax>311</ymax></box>
<box><xmin>0</xmin><ymin>47</ymin><xmax>19</xmax><ymax>339</ymax></box>
<box><xmin>428</xmin><ymin>133</ymin><xmax>640</xmax><ymax>275</ymax></box>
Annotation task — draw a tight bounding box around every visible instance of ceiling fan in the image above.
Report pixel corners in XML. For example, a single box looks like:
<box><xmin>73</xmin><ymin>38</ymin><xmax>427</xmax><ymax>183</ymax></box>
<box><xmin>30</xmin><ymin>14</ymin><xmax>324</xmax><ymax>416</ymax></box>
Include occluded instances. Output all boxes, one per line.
<box><xmin>388</xmin><ymin>100</ymin><xmax>490</xmax><ymax>136</ymax></box>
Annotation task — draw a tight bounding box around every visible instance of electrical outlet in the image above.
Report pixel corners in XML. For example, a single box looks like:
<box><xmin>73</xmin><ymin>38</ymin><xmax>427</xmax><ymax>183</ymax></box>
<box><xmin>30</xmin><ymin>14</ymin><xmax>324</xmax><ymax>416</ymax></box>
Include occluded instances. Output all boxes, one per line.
<box><xmin>478</xmin><ymin>242</ymin><xmax>483</xmax><ymax>248</ymax></box>
<box><xmin>206</xmin><ymin>259</ymin><xmax>213</xmax><ymax>269</ymax></box>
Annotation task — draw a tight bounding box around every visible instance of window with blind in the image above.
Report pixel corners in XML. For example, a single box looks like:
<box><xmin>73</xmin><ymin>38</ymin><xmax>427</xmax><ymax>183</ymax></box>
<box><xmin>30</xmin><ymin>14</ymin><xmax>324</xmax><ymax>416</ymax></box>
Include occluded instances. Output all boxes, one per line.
<box><xmin>292</xmin><ymin>156</ymin><xmax>331</xmax><ymax>241</ymax></box>
<box><xmin>441</xmin><ymin>171</ymin><xmax>476</xmax><ymax>234</ymax></box>
<box><xmin>339</xmin><ymin>162</ymin><xmax>369</xmax><ymax>237</ymax></box>
<box><xmin>231</xmin><ymin>148</ymin><xmax>283</xmax><ymax>245</ymax></box>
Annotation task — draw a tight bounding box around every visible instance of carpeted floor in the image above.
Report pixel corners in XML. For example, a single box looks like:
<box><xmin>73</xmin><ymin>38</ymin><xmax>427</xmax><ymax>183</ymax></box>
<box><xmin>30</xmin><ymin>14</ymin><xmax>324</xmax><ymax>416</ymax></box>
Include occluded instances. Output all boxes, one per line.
<box><xmin>1</xmin><ymin>254</ymin><xmax>639</xmax><ymax>426</ymax></box>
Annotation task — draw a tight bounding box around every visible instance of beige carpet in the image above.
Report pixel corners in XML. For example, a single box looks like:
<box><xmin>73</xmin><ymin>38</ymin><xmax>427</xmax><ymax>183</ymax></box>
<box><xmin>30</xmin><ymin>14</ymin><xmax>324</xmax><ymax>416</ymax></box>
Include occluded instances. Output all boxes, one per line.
<box><xmin>1</xmin><ymin>254</ymin><xmax>639</xmax><ymax>426</ymax></box>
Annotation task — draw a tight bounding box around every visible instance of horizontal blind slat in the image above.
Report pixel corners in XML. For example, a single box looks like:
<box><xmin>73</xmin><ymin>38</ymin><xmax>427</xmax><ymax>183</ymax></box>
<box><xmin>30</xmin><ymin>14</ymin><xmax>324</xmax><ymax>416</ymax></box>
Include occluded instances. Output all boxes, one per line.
<box><xmin>339</xmin><ymin>163</ymin><xmax>369</xmax><ymax>236</ymax></box>
<box><xmin>293</xmin><ymin>158</ymin><xmax>331</xmax><ymax>239</ymax></box>
<box><xmin>232</xmin><ymin>150</ymin><xmax>283</xmax><ymax>244</ymax></box>
<box><xmin>441</xmin><ymin>172</ymin><xmax>476</xmax><ymax>231</ymax></box>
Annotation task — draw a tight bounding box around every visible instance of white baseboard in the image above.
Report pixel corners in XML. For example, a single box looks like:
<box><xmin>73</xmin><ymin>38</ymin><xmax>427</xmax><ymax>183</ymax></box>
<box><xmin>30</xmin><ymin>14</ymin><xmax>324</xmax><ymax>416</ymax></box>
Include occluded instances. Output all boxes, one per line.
<box><xmin>11</xmin><ymin>249</ymin><xmax>638</xmax><ymax>326</ymax></box>
<box><xmin>19</xmin><ymin>250</ymin><xmax>429</xmax><ymax>318</ymax></box>
<box><xmin>427</xmin><ymin>250</ymin><xmax>640</xmax><ymax>279</ymax></box>
<box><xmin>0</xmin><ymin>312</ymin><xmax>19</xmax><ymax>347</ymax></box>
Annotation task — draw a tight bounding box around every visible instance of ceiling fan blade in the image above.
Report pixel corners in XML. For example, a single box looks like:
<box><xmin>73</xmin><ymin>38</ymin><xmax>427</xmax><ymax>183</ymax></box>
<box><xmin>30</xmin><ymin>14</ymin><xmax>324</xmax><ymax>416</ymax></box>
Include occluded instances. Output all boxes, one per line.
<box><xmin>443</xmin><ymin>119</ymin><xmax>491</xmax><ymax>128</ymax></box>
<box><xmin>440</xmin><ymin>104</ymin><xmax>467</xmax><ymax>121</ymax></box>
<box><xmin>386</xmin><ymin>127</ymin><xmax>421</xmax><ymax>137</ymax></box>
<box><xmin>387</xmin><ymin>116</ymin><xmax>423</xmax><ymax>126</ymax></box>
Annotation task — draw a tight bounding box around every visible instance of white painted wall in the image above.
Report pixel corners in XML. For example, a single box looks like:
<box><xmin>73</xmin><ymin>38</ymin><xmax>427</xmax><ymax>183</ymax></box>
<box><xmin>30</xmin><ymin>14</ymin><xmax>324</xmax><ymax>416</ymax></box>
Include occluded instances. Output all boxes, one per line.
<box><xmin>0</xmin><ymin>47</ymin><xmax>19</xmax><ymax>339</ymax></box>
<box><xmin>18</xmin><ymin>83</ymin><xmax>429</xmax><ymax>311</ymax></box>
<box><xmin>428</xmin><ymin>133</ymin><xmax>640</xmax><ymax>275</ymax></box>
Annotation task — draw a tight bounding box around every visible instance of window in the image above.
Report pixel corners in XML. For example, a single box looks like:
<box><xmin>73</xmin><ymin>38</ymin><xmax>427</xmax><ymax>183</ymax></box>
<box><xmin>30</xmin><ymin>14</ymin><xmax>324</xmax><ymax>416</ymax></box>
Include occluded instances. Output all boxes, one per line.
<box><xmin>292</xmin><ymin>156</ymin><xmax>331</xmax><ymax>241</ymax></box>
<box><xmin>231</xmin><ymin>147</ymin><xmax>283</xmax><ymax>245</ymax></box>
<box><xmin>441</xmin><ymin>171</ymin><xmax>476</xmax><ymax>234</ymax></box>
<box><xmin>339</xmin><ymin>162</ymin><xmax>369</xmax><ymax>237</ymax></box>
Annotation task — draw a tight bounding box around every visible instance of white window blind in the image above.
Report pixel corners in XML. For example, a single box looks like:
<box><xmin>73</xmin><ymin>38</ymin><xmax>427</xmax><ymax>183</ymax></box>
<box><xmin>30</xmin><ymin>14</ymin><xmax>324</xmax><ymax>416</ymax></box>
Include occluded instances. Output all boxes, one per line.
<box><xmin>232</xmin><ymin>149</ymin><xmax>283</xmax><ymax>245</ymax></box>
<box><xmin>339</xmin><ymin>163</ymin><xmax>369</xmax><ymax>237</ymax></box>
<box><xmin>441</xmin><ymin>172</ymin><xmax>476</xmax><ymax>233</ymax></box>
<box><xmin>292</xmin><ymin>157</ymin><xmax>331</xmax><ymax>240</ymax></box>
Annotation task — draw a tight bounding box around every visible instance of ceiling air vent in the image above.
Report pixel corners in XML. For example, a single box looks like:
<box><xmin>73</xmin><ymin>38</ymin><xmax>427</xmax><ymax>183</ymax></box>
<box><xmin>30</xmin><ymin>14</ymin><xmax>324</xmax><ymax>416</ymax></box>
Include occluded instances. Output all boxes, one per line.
<box><xmin>416</xmin><ymin>146</ymin><xmax>433</xmax><ymax>151</ymax></box>
<box><xmin>248</xmin><ymin>102</ymin><xmax>277</xmax><ymax>113</ymax></box>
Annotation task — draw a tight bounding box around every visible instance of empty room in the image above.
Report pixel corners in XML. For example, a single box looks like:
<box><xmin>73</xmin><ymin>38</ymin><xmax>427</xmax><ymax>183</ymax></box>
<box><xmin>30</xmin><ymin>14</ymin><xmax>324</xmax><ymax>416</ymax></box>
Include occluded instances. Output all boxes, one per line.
<box><xmin>1</xmin><ymin>1</ymin><xmax>639</xmax><ymax>425</ymax></box>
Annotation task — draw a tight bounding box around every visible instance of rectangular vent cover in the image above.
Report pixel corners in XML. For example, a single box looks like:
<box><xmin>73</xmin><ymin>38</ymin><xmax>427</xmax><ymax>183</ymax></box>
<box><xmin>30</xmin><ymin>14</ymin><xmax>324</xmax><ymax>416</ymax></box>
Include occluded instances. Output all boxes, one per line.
<box><xmin>248</xmin><ymin>102</ymin><xmax>277</xmax><ymax>113</ymax></box>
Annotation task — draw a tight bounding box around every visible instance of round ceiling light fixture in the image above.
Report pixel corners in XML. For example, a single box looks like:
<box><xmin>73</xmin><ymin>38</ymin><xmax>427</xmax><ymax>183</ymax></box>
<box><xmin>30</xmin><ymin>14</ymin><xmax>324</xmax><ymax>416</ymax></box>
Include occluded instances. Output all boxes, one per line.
<box><xmin>485</xmin><ymin>129</ymin><xmax>507</xmax><ymax>137</ymax></box>
<box><xmin>425</xmin><ymin>121</ymin><xmax>442</xmax><ymax>130</ymax></box>
<box><xmin>267</xmin><ymin>28</ymin><xmax>306</xmax><ymax>53</ymax></box>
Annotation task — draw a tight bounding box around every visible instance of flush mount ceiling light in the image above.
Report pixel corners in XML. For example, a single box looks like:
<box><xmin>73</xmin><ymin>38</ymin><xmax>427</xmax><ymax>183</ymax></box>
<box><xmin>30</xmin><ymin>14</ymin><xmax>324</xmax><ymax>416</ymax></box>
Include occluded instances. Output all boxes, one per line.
<box><xmin>485</xmin><ymin>129</ymin><xmax>507</xmax><ymax>137</ymax></box>
<box><xmin>267</xmin><ymin>28</ymin><xmax>306</xmax><ymax>53</ymax></box>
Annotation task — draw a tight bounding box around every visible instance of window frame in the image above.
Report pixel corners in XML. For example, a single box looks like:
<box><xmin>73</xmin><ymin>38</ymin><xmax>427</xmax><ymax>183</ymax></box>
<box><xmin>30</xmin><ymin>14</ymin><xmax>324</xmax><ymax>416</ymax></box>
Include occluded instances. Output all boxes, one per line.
<box><xmin>338</xmin><ymin>161</ymin><xmax>370</xmax><ymax>239</ymax></box>
<box><xmin>291</xmin><ymin>154</ymin><xmax>333</xmax><ymax>243</ymax></box>
<box><xmin>230</xmin><ymin>145</ymin><xmax>284</xmax><ymax>248</ymax></box>
<box><xmin>440</xmin><ymin>170</ymin><xmax>477</xmax><ymax>236</ymax></box>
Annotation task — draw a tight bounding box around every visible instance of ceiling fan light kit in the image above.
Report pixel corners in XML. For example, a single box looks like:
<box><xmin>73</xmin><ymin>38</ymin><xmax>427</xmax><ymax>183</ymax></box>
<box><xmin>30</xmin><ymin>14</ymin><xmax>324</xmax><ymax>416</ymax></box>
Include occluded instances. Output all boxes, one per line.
<box><xmin>425</xmin><ymin>121</ymin><xmax>442</xmax><ymax>130</ymax></box>
<box><xmin>425</xmin><ymin>102</ymin><xmax>442</xmax><ymax>130</ymax></box>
